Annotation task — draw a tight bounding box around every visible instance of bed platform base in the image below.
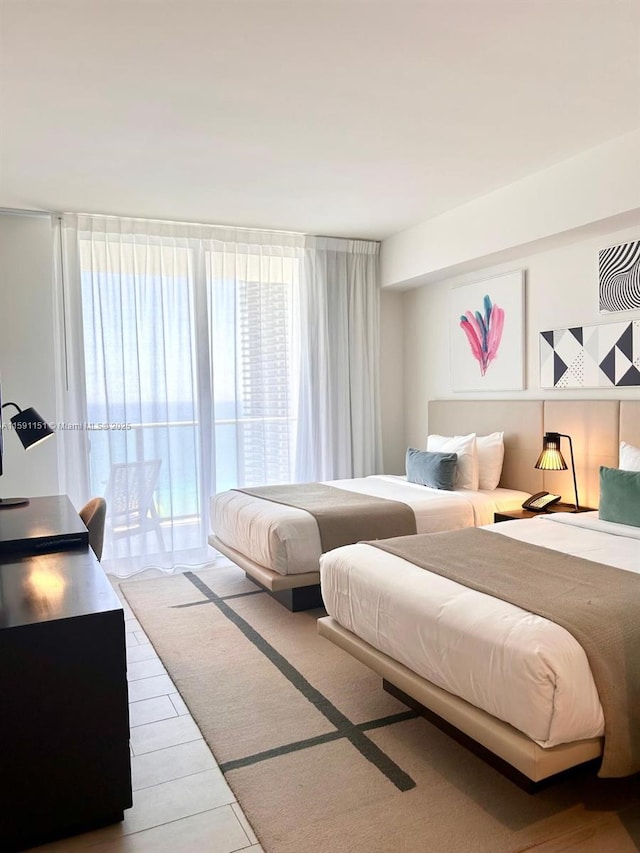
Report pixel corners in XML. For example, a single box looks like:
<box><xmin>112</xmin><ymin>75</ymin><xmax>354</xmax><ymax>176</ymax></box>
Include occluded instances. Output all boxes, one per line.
<box><xmin>209</xmin><ymin>534</ymin><xmax>324</xmax><ymax>612</ymax></box>
<box><xmin>382</xmin><ymin>680</ymin><xmax>600</xmax><ymax>793</ymax></box>
<box><xmin>246</xmin><ymin>577</ymin><xmax>324</xmax><ymax>611</ymax></box>
<box><xmin>317</xmin><ymin>616</ymin><xmax>603</xmax><ymax>790</ymax></box>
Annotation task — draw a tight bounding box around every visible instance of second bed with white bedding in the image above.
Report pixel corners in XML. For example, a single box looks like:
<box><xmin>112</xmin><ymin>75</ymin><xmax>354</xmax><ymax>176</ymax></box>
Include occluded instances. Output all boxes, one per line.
<box><xmin>320</xmin><ymin>512</ymin><xmax>640</xmax><ymax>750</ymax></box>
<box><xmin>211</xmin><ymin>475</ymin><xmax>530</xmax><ymax>576</ymax></box>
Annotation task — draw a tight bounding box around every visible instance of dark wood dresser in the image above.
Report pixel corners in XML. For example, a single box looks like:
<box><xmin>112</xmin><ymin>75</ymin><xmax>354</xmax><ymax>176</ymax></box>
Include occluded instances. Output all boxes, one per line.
<box><xmin>0</xmin><ymin>498</ymin><xmax>132</xmax><ymax>850</ymax></box>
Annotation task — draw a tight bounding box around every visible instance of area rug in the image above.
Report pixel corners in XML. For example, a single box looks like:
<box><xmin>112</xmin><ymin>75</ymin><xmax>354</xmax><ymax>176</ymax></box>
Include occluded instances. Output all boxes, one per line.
<box><xmin>120</xmin><ymin>564</ymin><xmax>640</xmax><ymax>853</ymax></box>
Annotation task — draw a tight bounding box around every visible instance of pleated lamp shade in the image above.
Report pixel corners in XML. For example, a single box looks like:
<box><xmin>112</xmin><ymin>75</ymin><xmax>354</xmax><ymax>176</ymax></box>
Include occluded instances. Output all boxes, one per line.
<box><xmin>534</xmin><ymin>432</ymin><xmax>568</xmax><ymax>471</ymax></box>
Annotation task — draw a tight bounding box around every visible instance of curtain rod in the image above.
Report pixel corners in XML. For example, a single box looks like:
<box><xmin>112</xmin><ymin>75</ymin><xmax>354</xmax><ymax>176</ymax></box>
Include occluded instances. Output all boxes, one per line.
<box><xmin>64</xmin><ymin>211</ymin><xmax>309</xmax><ymax>238</ymax></box>
<box><xmin>2</xmin><ymin>207</ymin><xmax>380</xmax><ymax>245</ymax></box>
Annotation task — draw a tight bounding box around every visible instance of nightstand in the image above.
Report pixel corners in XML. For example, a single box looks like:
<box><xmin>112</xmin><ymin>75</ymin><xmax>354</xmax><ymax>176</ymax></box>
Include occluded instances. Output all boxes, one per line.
<box><xmin>493</xmin><ymin>504</ymin><xmax>597</xmax><ymax>523</ymax></box>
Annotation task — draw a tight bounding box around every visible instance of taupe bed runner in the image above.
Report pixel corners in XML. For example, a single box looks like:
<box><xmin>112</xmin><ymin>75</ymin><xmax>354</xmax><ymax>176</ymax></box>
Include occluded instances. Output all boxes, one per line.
<box><xmin>234</xmin><ymin>483</ymin><xmax>416</xmax><ymax>553</ymax></box>
<box><xmin>370</xmin><ymin>527</ymin><xmax>640</xmax><ymax>778</ymax></box>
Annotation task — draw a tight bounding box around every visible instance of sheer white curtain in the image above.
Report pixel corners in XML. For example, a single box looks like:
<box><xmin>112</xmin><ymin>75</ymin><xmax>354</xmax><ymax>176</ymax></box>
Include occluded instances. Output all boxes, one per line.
<box><xmin>296</xmin><ymin>237</ymin><xmax>382</xmax><ymax>481</ymax></box>
<box><xmin>56</xmin><ymin>216</ymin><xmax>381</xmax><ymax>576</ymax></box>
<box><xmin>57</xmin><ymin>215</ymin><xmax>304</xmax><ymax>577</ymax></box>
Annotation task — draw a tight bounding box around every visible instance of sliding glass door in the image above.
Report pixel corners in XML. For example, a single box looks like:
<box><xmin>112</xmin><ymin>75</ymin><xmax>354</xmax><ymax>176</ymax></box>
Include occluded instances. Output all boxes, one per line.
<box><xmin>63</xmin><ymin>217</ymin><xmax>301</xmax><ymax>574</ymax></box>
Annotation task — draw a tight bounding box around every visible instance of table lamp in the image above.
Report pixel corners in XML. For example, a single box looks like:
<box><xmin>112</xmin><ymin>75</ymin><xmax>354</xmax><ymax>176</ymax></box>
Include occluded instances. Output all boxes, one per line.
<box><xmin>1</xmin><ymin>394</ymin><xmax>55</xmax><ymax>507</ymax></box>
<box><xmin>534</xmin><ymin>431</ymin><xmax>580</xmax><ymax>512</ymax></box>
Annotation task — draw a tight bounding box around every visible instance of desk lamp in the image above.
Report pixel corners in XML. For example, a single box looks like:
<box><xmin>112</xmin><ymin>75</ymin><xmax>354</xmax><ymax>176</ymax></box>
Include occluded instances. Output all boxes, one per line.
<box><xmin>1</xmin><ymin>396</ymin><xmax>54</xmax><ymax>507</ymax></box>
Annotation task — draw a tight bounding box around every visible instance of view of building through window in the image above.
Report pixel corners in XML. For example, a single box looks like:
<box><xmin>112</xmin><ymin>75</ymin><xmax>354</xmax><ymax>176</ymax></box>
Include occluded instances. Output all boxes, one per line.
<box><xmin>237</xmin><ymin>279</ymin><xmax>295</xmax><ymax>485</ymax></box>
<box><xmin>80</xmin><ymin>239</ymin><xmax>299</xmax><ymax>560</ymax></box>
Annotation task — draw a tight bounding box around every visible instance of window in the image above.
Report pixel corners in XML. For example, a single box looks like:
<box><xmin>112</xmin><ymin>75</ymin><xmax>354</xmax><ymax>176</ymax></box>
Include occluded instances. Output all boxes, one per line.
<box><xmin>77</xmin><ymin>234</ymin><xmax>299</xmax><ymax>563</ymax></box>
<box><xmin>60</xmin><ymin>215</ymin><xmax>380</xmax><ymax>574</ymax></box>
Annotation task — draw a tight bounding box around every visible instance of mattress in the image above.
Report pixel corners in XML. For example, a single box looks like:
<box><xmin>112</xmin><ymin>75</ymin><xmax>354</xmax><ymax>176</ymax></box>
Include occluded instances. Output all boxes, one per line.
<box><xmin>210</xmin><ymin>476</ymin><xmax>530</xmax><ymax>576</ymax></box>
<box><xmin>320</xmin><ymin>512</ymin><xmax>640</xmax><ymax>749</ymax></box>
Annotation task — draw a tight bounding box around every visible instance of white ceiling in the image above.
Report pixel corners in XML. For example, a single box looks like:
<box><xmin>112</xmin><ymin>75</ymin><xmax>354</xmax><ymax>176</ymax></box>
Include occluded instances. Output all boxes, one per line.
<box><xmin>1</xmin><ymin>0</ymin><xmax>639</xmax><ymax>240</ymax></box>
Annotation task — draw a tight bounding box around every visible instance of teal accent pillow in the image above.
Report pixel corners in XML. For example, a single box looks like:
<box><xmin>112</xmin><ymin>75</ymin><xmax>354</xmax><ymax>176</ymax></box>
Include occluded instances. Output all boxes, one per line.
<box><xmin>599</xmin><ymin>466</ymin><xmax>640</xmax><ymax>528</ymax></box>
<box><xmin>406</xmin><ymin>448</ymin><xmax>458</xmax><ymax>490</ymax></box>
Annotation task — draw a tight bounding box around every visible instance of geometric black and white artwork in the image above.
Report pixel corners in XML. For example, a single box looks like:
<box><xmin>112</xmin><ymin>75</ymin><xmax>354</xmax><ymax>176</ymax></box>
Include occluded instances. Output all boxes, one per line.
<box><xmin>540</xmin><ymin>320</ymin><xmax>640</xmax><ymax>388</ymax></box>
<box><xmin>599</xmin><ymin>240</ymin><xmax>640</xmax><ymax>312</ymax></box>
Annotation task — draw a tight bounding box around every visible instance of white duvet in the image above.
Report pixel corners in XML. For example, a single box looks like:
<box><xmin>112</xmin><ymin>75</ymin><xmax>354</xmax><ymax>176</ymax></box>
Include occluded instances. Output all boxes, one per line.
<box><xmin>320</xmin><ymin>512</ymin><xmax>640</xmax><ymax>749</ymax></box>
<box><xmin>211</xmin><ymin>476</ymin><xmax>530</xmax><ymax>575</ymax></box>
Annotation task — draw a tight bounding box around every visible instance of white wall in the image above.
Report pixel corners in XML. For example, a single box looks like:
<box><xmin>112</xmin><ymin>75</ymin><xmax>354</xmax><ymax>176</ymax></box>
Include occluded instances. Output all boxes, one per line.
<box><xmin>0</xmin><ymin>212</ymin><xmax>60</xmax><ymax>497</ymax></box>
<box><xmin>382</xmin><ymin>130</ymin><xmax>640</xmax><ymax>289</ymax></box>
<box><xmin>380</xmin><ymin>130</ymin><xmax>640</xmax><ymax>470</ymax></box>
<box><xmin>379</xmin><ymin>289</ymin><xmax>405</xmax><ymax>473</ymax></box>
<box><xmin>401</xmin><ymin>222</ymin><xmax>640</xmax><ymax>452</ymax></box>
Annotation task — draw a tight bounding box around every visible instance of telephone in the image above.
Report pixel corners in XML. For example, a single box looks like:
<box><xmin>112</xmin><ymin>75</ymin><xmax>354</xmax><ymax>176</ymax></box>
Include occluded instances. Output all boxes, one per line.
<box><xmin>522</xmin><ymin>492</ymin><xmax>562</xmax><ymax>512</ymax></box>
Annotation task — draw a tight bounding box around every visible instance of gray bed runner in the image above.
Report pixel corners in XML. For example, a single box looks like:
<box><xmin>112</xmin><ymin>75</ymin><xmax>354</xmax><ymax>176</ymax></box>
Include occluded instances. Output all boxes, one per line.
<box><xmin>234</xmin><ymin>482</ymin><xmax>417</xmax><ymax>553</ymax></box>
<box><xmin>370</xmin><ymin>526</ymin><xmax>640</xmax><ymax>778</ymax></box>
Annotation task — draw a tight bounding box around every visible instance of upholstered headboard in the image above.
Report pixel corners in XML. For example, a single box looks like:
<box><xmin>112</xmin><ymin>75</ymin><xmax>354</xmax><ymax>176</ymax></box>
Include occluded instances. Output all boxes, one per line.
<box><xmin>542</xmin><ymin>401</ymin><xmax>618</xmax><ymax>510</ymax></box>
<box><xmin>428</xmin><ymin>399</ymin><xmax>633</xmax><ymax>508</ymax></box>
<box><xmin>620</xmin><ymin>400</ymin><xmax>640</xmax><ymax>449</ymax></box>
<box><xmin>428</xmin><ymin>400</ymin><xmax>544</xmax><ymax>494</ymax></box>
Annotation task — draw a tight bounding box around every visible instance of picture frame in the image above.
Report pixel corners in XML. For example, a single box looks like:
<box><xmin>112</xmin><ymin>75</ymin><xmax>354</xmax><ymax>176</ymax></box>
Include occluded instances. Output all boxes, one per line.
<box><xmin>540</xmin><ymin>319</ymin><xmax>640</xmax><ymax>388</ymax></box>
<box><xmin>450</xmin><ymin>270</ymin><xmax>525</xmax><ymax>392</ymax></box>
<box><xmin>599</xmin><ymin>240</ymin><xmax>640</xmax><ymax>314</ymax></box>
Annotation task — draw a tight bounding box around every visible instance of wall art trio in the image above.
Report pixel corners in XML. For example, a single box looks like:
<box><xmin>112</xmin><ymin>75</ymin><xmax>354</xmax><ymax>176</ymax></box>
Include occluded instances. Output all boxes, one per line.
<box><xmin>450</xmin><ymin>241</ymin><xmax>640</xmax><ymax>392</ymax></box>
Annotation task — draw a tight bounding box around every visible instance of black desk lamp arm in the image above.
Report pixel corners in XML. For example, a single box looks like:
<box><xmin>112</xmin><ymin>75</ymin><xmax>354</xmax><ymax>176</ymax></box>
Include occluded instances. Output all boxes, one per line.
<box><xmin>1</xmin><ymin>402</ymin><xmax>23</xmax><ymax>416</ymax></box>
<box><xmin>559</xmin><ymin>433</ymin><xmax>580</xmax><ymax>511</ymax></box>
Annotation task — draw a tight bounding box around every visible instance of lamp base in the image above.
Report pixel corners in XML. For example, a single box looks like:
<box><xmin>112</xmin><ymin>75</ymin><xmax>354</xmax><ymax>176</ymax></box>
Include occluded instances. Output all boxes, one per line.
<box><xmin>0</xmin><ymin>497</ymin><xmax>30</xmax><ymax>508</ymax></box>
<box><xmin>555</xmin><ymin>503</ymin><xmax>595</xmax><ymax>513</ymax></box>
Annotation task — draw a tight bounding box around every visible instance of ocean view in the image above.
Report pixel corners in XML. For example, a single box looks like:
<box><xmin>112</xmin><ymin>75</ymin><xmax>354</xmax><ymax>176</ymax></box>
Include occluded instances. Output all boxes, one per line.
<box><xmin>86</xmin><ymin>399</ymin><xmax>295</xmax><ymax>522</ymax></box>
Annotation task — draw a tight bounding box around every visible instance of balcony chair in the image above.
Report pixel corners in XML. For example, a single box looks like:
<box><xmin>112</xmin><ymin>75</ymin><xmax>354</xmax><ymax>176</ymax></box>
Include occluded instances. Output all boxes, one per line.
<box><xmin>106</xmin><ymin>459</ymin><xmax>166</xmax><ymax>554</ymax></box>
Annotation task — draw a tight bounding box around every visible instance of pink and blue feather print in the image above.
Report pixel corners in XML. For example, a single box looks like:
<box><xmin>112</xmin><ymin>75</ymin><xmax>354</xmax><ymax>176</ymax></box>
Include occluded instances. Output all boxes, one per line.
<box><xmin>459</xmin><ymin>294</ymin><xmax>505</xmax><ymax>377</ymax></box>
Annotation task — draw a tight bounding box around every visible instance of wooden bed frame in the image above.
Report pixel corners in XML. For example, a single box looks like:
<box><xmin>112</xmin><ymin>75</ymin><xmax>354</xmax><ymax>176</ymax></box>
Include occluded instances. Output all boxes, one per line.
<box><xmin>317</xmin><ymin>616</ymin><xmax>603</xmax><ymax>790</ymax></box>
<box><xmin>208</xmin><ymin>534</ymin><xmax>324</xmax><ymax>611</ymax></box>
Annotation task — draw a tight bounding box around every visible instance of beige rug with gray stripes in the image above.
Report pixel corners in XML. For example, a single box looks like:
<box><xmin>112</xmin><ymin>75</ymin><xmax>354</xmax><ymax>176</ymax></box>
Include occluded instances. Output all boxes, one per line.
<box><xmin>121</xmin><ymin>563</ymin><xmax>640</xmax><ymax>853</ymax></box>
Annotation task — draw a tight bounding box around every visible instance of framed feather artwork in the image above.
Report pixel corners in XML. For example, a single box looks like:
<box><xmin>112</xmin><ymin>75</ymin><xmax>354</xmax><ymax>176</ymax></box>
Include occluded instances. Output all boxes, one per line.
<box><xmin>449</xmin><ymin>270</ymin><xmax>525</xmax><ymax>392</ymax></box>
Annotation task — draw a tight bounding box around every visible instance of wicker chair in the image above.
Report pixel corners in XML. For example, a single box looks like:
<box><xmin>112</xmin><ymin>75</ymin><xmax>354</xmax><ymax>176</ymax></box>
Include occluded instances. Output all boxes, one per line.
<box><xmin>105</xmin><ymin>459</ymin><xmax>165</xmax><ymax>553</ymax></box>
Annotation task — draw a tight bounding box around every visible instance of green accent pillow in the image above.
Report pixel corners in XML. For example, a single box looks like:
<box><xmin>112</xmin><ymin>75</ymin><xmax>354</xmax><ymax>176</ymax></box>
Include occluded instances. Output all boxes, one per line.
<box><xmin>599</xmin><ymin>466</ymin><xmax>640</xmax><ymax>528</ymax></box>
<box><xmin>406</xmin><ymin>448</ymin><xmax>458</xmax><ymax>490</ymax></box>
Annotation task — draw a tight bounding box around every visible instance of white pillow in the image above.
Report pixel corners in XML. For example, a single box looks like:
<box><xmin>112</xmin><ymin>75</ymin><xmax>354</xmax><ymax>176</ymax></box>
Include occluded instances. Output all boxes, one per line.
<box><xmin>476</xmin><ymin>432</ymin><xmax>505</xmax><ymax>491</ymax></box>
<box><xmin>426</xmin><ymin>433</ymin><xmax>479</xmax><ymax>490</ymax></box>
<box><xmin>619</xmin><ymin>441</ymin><xmax>640</xmax><ymax>472</ymax></box>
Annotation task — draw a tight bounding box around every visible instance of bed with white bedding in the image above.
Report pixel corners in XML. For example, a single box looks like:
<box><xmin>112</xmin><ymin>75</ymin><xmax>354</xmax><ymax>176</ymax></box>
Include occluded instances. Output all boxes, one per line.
<box><xmin>209</xmin><ymin>475</ymin><xmax>530</xmax><ymax>609</ymax></box>
<box><xmin>211</xmin><ymin>476</ymin><xmax>530</xmax><ymax>576</ymax></box>
<box><xmin>318</xmin><ymin>512</ymin><xmax>640</xmax><ymax>787</ymax></box>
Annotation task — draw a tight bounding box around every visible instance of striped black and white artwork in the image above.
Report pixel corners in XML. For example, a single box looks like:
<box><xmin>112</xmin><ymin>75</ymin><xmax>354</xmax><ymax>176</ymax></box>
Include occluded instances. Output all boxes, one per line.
<box><xmin>599</xmin><ymin>240</ymin><xmax>640</xmax><ymax>312</ymax></box>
